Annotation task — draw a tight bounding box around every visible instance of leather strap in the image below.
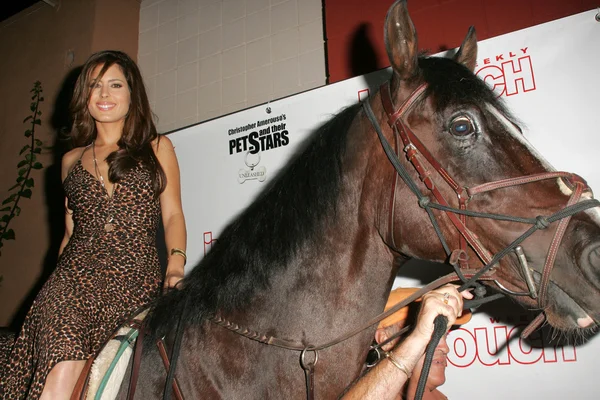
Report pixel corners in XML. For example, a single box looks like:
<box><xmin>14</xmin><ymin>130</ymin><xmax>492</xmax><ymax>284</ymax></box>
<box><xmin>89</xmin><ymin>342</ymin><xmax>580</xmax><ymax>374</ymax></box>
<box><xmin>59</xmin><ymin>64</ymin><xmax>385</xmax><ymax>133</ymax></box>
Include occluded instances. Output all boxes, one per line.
<box><xmin>70</xmin><ymin>356</ymin><xmax>95</xmax><ymax>400</ymax></box>
<box><xmin>127</xmin><ymin>320</ymin><xmax>146</xmax><ymax>400</ymax></box>
<box><xmin>157</xmin><ymin>339</ymin><xmax>185</xmax><ymax>400</ymax></box>
<box><xmin>211</xmin><ymin>272</ymin><xmax>476</xmax><ymax>352</ymax></box>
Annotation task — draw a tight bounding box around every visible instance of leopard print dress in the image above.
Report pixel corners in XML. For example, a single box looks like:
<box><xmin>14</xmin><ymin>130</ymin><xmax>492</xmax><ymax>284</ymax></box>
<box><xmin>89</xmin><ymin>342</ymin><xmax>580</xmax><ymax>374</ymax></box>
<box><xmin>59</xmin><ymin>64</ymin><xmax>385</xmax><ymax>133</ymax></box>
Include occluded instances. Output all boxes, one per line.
<box><xmin>0</xmin><ymin>157</ymin><xmax>163</xmax><ymax>399</ymax></box>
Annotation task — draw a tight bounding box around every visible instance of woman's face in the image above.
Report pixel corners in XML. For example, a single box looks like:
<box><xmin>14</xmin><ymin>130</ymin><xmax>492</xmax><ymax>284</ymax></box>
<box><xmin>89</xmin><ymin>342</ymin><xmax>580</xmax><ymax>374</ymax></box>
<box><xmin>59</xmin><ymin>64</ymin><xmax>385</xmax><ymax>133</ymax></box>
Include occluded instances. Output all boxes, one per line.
<box><xmin>87</xmin><ymin>63</ymin><xmax>131</xmax><ymax>127</ymax></box>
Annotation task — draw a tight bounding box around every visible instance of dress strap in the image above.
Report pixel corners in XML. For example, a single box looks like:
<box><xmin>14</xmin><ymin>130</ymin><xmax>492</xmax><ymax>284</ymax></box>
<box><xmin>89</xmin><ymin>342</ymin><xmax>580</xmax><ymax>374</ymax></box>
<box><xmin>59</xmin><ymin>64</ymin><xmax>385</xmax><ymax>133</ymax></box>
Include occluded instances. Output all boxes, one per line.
<box><xmin>79</xmin><ymin>143</ymin><xmax>92</xmax><ymax>160</ymax></box>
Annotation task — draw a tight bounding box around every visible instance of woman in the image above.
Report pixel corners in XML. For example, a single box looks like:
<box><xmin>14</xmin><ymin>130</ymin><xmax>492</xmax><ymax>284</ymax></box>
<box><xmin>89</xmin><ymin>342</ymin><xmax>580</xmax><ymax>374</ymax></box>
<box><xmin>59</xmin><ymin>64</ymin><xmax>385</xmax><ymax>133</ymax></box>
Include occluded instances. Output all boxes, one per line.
<box><xmin>0</xmin><ymin>50</ymin><xmax>187</xmax><ymax>399</ymax></box>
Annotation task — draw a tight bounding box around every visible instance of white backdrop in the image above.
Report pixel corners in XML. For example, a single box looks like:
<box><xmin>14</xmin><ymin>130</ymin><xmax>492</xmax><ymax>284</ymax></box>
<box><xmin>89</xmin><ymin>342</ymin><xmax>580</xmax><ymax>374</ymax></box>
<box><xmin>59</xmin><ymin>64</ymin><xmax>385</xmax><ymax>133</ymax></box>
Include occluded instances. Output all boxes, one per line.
<box><xmin>168</xmin><ymin>10</ymin><xmax>600</xmax><ymax>399</ymax></box>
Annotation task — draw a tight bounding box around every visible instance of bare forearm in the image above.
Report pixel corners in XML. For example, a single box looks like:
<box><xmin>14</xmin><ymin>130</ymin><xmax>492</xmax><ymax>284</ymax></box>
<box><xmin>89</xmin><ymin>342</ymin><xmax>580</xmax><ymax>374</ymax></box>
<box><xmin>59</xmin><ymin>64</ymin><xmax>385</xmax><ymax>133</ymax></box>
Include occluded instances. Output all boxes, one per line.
<box><xmin>341</xmin><ymin>335</ymin><xmax>428</xmax><ymax>400</ymax></box>
<box><xmin>164</xmin><ymin>212</ymin><xmax>187</xmax><ymax>272</ymax></box>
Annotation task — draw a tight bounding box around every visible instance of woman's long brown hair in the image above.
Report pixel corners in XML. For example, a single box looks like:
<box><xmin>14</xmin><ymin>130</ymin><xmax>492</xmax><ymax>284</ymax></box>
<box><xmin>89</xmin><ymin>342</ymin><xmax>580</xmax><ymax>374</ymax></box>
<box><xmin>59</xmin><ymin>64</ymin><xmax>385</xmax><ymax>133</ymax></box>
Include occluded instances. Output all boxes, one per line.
<box><xmin>70</xmin><ymin>50</ymin><xmax>166</xmax><ymax>197</ymax></box>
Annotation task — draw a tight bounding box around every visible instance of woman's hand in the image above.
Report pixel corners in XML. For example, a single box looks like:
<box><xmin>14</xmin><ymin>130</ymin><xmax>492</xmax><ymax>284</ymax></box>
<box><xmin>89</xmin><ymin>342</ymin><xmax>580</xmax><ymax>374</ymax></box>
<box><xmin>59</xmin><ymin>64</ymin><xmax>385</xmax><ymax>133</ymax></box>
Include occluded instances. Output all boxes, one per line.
<box><xmin>412</xmin><ymin>284</ymin><xmax>473</xmax><ymax>342</ymax></box>
<box><xmin>163</xmin><ymin>267</ymin><xmax>184</xmax><ymax>292</ymax></box>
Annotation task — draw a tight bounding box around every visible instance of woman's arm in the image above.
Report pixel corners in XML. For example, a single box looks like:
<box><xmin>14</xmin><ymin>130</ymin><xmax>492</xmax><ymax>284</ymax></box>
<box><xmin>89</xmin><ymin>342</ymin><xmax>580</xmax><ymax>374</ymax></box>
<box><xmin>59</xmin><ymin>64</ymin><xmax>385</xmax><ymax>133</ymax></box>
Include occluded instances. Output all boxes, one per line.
<box><xmin>154</xmin><ymin>136</ymin><xmax>187</xmax><ymax>291</ymax></box>
<box><xmin>341</xmin><ymin>285</ymin><xmax>470</xmax><ymax>400</ymax></box>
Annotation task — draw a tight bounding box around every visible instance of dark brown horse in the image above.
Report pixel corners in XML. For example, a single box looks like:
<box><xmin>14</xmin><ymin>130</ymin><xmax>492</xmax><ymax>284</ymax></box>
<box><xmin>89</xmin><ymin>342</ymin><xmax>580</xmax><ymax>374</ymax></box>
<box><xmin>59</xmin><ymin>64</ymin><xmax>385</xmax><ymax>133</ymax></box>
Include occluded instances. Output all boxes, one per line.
<box><xmin>113</xmin><ymin>1</ymin><xmax>600</xmax><ymax>398</ymax></box>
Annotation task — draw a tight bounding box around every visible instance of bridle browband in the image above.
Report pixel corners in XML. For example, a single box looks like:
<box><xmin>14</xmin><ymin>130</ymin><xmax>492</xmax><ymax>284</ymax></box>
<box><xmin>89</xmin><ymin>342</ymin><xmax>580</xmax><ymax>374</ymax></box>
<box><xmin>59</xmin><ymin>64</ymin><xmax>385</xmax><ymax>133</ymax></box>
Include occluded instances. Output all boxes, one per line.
<box><xmin>364</xmin><ymin>81</ymin><xmax>599</xmax><ymax>336</ymax></box>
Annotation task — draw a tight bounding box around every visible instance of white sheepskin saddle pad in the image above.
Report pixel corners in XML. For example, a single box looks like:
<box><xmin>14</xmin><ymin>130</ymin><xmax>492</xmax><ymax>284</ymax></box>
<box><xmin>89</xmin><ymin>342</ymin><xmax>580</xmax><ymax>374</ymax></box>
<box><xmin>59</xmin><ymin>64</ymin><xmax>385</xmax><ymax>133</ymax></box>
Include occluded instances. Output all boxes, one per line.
<box><xmin>86</xmin><ymin>308</ymin><xmax>149</xmax><ymax>400</ymax></box>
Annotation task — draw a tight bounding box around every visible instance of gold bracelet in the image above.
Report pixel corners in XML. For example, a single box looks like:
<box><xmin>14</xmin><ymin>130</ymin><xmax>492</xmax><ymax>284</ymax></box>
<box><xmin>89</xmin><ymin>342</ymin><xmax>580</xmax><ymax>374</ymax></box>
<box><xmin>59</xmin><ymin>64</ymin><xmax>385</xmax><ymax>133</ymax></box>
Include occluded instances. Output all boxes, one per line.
<box><xmin>384</xmin><ymin>351</ymin><xmax>412</xmax><ymax>378</ymax></box>
<box><xmin>170</xmin><ymin>248</ymin><xmax>187</xmax><ymax>265</ymax></box>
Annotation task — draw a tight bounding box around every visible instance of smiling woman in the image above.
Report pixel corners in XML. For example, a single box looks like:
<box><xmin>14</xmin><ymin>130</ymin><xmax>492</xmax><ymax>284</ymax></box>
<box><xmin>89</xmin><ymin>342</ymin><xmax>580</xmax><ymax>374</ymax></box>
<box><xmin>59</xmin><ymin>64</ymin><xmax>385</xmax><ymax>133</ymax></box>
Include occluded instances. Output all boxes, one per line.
<box><xmin>0</xmin><ymin>50</ymin><xmax>188</xmax><ymax>400</ymax></box>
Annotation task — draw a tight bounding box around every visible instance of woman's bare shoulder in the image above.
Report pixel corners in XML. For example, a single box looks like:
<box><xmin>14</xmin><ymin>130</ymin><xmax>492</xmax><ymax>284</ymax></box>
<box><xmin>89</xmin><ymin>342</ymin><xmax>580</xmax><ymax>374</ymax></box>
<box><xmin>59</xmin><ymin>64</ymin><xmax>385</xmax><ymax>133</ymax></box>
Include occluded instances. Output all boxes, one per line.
<box><xmin>61</xmin><ymin>146</ymin><xmax>86</xmax><ymax>179</ymax></box>
<box><xmin>151</xmin><ymin>135</ymin><xmax>174</xmax><ymax>152</ymax></box>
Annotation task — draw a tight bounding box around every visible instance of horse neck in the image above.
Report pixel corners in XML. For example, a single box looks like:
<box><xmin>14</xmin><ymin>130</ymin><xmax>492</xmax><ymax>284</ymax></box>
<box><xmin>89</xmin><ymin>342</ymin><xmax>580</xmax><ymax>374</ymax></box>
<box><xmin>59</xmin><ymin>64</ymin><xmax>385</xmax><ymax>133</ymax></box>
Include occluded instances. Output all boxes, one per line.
<box><xmin>235</xmin><ymin>111</ymin><xmax>399</xmax><ymax>345</ymax></box>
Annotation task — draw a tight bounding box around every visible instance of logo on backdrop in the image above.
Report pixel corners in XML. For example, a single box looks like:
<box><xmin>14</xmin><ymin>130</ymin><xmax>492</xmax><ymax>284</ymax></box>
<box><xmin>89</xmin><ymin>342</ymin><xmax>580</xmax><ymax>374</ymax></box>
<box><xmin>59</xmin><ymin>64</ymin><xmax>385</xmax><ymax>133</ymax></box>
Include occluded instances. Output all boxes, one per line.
<box><xmin>447</xmin><ymin>315</ymin><xmax>576</xmax><ymax>368</ymax></box>
<box><xmin>227</xmin><ymin>113</ymin><xmax>290</xmax><ymax>155</ymax></box>
<box><xmin>204</xmin><ymin>231</ymin><xmax>216</xmax><ymax>255</ymax></box>
<box><xmin>475</xmin><ymin>47</ymin><xmax>536</xmax><ymax>97</ymax></box>
<box><xmin>238</xmin><ymin>151</ymin><xmax>267</xmax><ymax>184</ymax></box>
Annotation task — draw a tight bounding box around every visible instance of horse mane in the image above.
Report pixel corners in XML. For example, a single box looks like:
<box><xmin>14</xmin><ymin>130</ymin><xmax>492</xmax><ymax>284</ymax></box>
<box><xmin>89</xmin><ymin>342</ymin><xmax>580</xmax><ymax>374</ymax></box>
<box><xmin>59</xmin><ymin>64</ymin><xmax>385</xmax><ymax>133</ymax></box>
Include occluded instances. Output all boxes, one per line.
<box><xmin>147</xmin><ymin>104</ymin><xmax>361</xmax><ymax>337</ymax></box>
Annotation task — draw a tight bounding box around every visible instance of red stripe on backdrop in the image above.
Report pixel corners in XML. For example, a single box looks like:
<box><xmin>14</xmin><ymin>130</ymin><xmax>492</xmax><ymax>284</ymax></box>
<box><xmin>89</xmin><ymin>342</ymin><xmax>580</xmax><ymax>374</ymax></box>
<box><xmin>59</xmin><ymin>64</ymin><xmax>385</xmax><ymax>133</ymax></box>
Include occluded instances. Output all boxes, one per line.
<box><xmin>323</xmin><ymin>0</ymin><xmax>598</xmax><ymax>83</ymax></box>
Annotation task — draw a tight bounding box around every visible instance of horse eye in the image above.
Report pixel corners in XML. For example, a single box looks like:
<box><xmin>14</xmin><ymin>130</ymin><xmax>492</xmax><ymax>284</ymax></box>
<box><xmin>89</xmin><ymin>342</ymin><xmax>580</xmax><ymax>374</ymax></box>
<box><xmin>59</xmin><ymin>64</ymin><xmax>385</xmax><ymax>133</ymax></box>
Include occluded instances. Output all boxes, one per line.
<box><xmin>449</xmin><ymin>116</ymin><xmax>475</xmax><ymax>137</ymax></box>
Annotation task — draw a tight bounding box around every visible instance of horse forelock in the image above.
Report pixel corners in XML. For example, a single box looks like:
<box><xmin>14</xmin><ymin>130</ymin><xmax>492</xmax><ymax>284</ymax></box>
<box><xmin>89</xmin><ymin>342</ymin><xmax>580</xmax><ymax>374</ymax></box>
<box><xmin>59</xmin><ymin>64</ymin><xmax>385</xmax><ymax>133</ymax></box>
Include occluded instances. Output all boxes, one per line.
<box><xmin>147</xmin><ymin>104</ymin><xmax>362</xmax><ymax>337</ymax></box>
<box><xmin>418</xmin><ymin>56</ymin><xmax>507</xmax><ymax>114</ymax></box>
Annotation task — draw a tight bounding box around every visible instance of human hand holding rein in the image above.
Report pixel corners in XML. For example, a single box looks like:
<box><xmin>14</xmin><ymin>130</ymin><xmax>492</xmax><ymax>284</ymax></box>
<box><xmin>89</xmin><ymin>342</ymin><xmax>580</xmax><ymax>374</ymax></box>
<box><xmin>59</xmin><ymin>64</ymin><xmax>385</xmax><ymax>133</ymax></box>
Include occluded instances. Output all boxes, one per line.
<box><xmin>163</xmin><ymin>269</ymin><xmax>184</xmax><ymax>292</ymax></box>
<box><xmin>411</xmin><ymin>284</ymin><xmax>472</xmax><ymax>343</ymax></box>
<box><xmin>164</xmin><ymin>251</ymin><xmax>185</xmax><ymax>292</ymax></box>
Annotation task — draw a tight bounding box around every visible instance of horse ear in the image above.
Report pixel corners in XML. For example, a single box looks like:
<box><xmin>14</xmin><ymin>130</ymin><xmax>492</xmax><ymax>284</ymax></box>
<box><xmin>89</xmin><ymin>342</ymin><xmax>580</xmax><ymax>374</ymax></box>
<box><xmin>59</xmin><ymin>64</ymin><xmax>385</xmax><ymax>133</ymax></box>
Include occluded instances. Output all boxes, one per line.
<box><xmin>454</xmin><ymin>26</ymin><xmax>478</xmax><ymax>72</ymax></box>
<box><xmin>384</xmin><ymin>0</ymin><xmax>419</xmax><ymax>80</ymax></box>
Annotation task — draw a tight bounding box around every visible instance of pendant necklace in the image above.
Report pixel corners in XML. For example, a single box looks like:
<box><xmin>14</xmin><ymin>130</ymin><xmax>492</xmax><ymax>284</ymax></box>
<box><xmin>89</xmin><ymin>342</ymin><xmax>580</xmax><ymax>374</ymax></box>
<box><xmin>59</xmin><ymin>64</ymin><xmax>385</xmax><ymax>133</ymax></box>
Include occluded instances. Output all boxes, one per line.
<box><xmin>92</xmin><ymin>141</ymin><xmax>117</xmax><ymax>232</ymax></box>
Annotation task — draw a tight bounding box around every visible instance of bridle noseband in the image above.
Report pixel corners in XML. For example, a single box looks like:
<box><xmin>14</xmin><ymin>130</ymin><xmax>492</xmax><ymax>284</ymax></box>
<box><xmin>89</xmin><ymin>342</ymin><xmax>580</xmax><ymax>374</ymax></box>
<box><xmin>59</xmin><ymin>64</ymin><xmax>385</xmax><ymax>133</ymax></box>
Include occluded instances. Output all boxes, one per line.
<box><xmin>364</xmin><ymin>80</ymin><xmax>600</xmax><ymax>336</ymax></box>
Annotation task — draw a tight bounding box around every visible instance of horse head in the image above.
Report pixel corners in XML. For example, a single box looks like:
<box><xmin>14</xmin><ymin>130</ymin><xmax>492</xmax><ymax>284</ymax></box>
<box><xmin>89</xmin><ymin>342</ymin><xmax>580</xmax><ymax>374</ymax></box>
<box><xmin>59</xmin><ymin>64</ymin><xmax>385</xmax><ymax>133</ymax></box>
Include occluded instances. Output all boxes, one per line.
<box><xmin>377</xmin><ymin>0</ymin><xmax>600</xmax><ymax>333</ymax></box>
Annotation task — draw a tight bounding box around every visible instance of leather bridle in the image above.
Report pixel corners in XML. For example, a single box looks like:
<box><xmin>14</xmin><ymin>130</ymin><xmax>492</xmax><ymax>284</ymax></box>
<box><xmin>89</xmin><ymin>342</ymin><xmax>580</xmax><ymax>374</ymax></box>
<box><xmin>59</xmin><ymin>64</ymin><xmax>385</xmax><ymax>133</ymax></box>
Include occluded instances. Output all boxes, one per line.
<box><xmin>364</xmin><ymin>80</ymin><xmax>600</xmax><ymax>336</ymax></box>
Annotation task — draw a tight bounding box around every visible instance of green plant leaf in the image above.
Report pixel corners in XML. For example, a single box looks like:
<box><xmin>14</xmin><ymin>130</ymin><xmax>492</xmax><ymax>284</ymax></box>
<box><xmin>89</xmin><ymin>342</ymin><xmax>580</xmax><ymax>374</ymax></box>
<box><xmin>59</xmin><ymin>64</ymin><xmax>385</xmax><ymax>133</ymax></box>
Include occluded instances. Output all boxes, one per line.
<box><xmin>2</xmin><ymin>194</ymin><xmax>16</xmax><ymax>205</ymax></box>
<box><xmin>1</xmin><ymin>81</ymin><xmax>45</xmax><ymax>259</ymax></box>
